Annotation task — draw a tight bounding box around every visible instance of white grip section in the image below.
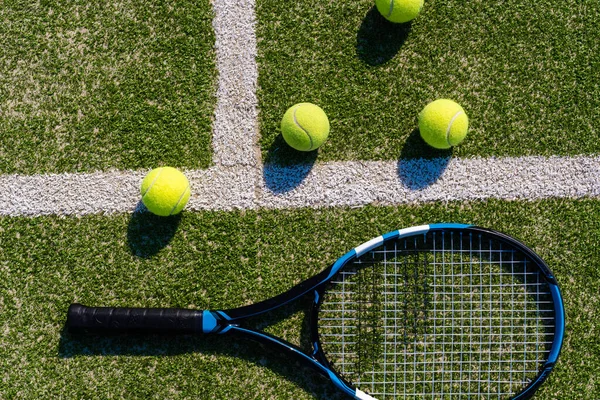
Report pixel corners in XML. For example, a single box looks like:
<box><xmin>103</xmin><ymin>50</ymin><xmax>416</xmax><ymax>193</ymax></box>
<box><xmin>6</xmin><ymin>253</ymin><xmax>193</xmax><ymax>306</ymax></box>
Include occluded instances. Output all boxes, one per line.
<box><xmin>355</xmin><ymin>389</ymin><xmax>377</xmax><ymax>400</ymax></box>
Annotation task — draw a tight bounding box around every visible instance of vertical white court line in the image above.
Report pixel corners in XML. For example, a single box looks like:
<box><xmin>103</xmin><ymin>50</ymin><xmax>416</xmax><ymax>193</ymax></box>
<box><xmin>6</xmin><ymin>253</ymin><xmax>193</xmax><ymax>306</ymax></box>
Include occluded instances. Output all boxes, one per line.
<box><xmin>203</xmin><ymin>0</ymin><xmax>262</xmax><ymax>211</ymax></box>
<box><xmin>211</xmin><ymin>0</ymin><xmax>260</xmax><ymax>168</ymax></box>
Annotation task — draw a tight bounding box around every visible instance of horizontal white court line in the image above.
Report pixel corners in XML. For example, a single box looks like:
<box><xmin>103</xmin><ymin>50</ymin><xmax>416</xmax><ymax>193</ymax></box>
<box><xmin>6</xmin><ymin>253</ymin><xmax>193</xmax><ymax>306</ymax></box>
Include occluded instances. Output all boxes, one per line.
<box><xmin>259</xmin><ymin>155</ymin><xmax>600</xmax><ymax>208</ymax></box>
<box><xmin>0</xmin><ymin>167</ymin><xmax>256</xmax><ymax>216</ymax></box>
<box><xmin>0</xmin><ymin>155</ymin><xmax>598</xmax><ymax>216</ymax></box>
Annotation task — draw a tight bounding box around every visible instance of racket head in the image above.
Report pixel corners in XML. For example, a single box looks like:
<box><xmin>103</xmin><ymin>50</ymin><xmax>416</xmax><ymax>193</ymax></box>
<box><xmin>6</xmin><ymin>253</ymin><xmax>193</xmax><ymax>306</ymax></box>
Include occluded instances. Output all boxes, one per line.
<box><xmin>311</xmin><ymin>223</ymin><xmax>565</xmax><ymax>400</ymax></box>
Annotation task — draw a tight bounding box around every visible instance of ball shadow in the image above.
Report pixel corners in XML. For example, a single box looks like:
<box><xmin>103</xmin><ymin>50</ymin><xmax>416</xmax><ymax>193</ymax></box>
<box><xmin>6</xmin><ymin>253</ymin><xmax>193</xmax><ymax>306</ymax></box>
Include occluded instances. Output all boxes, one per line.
<box><xmin>127</xmin><ymin>204</ymin><xmax>182</xmax><ymax>258</ymax></box>
<box><xmin>398</xmin><ymin>128</ymin><xmax>452</xmax><ymax>190</ymax></box>
<box><xmin>356</xmin><ymin>6</ymin><xmax>412</xmax><ymax>66</ymax></box>
<box><xmin>263</xmin><ymin>135</ymin><xmax>318</xmax><ymax>194</ymax></box>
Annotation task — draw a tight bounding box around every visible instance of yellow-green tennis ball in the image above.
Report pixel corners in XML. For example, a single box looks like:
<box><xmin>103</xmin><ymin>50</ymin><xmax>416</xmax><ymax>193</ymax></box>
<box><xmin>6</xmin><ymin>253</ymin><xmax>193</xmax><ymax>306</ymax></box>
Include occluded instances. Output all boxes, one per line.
<box><xmin>375</xmin><ymin>0</ymin><xmax>424</xmax><ymax>23</ymax></box>
<box><xmin>281</xmin><ymin>103</ymin><xmax>330</xmax><ymax>152</ymax></box>
<box><xmin>418</xmin><ymin>99</ymin><xmax>469</xmax><ymax>149</ymax></box>
<box><xmin>140</xmin><ymin>167</ymin><xmax>191</xmax><ymax>216</ymax></box>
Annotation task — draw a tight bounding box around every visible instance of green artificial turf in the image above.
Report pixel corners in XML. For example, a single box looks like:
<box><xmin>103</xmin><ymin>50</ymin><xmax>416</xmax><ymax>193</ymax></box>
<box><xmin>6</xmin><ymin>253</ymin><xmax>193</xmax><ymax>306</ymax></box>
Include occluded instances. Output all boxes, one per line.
<box><xmin>1</xmin><ymin>200</ymin><xmax>599</xmax><ymax>398</ymax></box>
<box><xmin>0</xmin><ymin>0</ymin><xmax>216</xmax><ymax>174</ymax></box>
<box><xmin>257</xmin><ymin>0</ymin><xmax>600</xmax><ymax>164</ymax></box>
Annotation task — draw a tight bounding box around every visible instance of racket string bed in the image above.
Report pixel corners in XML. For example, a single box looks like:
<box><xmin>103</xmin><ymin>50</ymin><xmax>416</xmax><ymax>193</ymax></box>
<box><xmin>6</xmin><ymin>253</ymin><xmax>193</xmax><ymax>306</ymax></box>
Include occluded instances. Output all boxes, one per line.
<box><xmin>318</xmin><ymin>230</ymin><xmax>556</xmax><ymax>399</ymax></box>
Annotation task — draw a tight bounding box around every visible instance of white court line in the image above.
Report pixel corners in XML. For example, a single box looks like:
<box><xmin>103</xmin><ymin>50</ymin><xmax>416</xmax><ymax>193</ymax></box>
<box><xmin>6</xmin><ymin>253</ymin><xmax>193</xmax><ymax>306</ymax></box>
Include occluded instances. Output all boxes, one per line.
<box><xmin>0</xmin><ymin>167</ymin><xmax>256</xmax><ymax>216</ymax></box>
<box><xmin>211</xmin><ymin>0</ymin><xmax>260</xmax><ymax>168</ymax></box>
<box><xmin>0</xmin><ymin>156</ymin><xmax>599</xmax><ymax>216</ymax></box>
<box><xmin>0</xmin><ymin>0</ymin><xmax>599</xmax><ymax>217</ymax></box>
<box><xmin>258</xmin><ymin>156</ymin><xmax>600</xmax><ymax>209</ymax></box>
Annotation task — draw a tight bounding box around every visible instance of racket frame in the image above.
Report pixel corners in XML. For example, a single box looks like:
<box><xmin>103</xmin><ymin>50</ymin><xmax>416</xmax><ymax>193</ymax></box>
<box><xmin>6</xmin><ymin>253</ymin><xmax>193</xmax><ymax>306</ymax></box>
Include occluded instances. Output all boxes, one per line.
<box><xmin>308</xmin><ymin>223</ymin><xmax>565</xmax><ymax>400</ymax></box>
<box><xmin>67</xmin><ymin>223</ymin><xmax>565</xmax><ymax>400</ymax></box>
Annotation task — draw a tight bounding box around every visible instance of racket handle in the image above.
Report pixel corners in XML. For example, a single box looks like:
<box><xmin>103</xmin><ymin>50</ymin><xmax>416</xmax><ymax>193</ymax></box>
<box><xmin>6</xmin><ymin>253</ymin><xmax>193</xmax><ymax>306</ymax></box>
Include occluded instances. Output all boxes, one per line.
<box><xmin>67</xmin><ymin>303</ymin><xmax>204</xmax><ymax>334</ymax></box>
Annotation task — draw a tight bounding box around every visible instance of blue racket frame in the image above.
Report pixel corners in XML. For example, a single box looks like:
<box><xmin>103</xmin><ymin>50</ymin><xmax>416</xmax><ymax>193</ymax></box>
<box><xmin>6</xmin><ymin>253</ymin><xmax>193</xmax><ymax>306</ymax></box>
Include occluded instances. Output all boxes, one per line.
<box><xmin>67</xmin><ymin>223</ymin><xmax>565</xmax><ymax>400</ymax></box>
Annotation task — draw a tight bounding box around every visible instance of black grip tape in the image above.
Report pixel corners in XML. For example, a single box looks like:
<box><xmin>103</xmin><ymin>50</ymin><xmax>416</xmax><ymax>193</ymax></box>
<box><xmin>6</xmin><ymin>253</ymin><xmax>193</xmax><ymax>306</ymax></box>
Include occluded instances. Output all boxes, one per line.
<box><xmin>67</xmin><ymin>303</ymin><xmax>204</xmax><ymax>334</ymax></box>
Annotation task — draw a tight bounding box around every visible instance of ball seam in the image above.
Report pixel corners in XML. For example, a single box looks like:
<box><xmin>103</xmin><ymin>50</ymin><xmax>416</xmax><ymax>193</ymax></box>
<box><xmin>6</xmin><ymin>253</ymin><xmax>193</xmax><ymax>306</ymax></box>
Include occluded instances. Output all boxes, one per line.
<box><xmin>293</xmin><ymin>105</ymin><xmax>314</xmax><ymax>151</ymax></box>
<box><xmin>170</xmin><ymin>183</ymin><xmax>190</xmax><ymax>215</ymax></box>
<box><xmin>141</xmin><ymin>167</ymin><xmax>163</xmax><ymax>200</ymax></box>
<box><xmin>386</xmin><ymin>0</ymin><xmax>395</xmax><ymax>18</ymax></box>
<box><xmin>445</xmin><ymin>110</ymin><xmax>464</xmax><ymax>147</ymax></box>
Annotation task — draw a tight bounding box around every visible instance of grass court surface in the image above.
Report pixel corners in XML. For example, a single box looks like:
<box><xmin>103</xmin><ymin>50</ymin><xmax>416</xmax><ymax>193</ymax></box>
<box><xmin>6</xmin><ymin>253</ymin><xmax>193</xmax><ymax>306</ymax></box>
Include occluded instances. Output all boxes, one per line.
<box><xmin>1</xmin><ymin>0</ymin><xmax>599</xmax><ymax>399</ymax></box>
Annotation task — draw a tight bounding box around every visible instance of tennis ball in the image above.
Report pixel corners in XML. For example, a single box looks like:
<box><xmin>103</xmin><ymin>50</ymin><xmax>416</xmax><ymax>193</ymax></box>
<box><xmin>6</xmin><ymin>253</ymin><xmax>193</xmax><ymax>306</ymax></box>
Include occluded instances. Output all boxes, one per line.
<box><xmin>281</xmin><ymin>103</ymin><xmax>330</xmax><ymax>152</ymax></box>
<box><xmin>418</xmin><ymin>99</ymin><xmax>469</xmax><ymax>149</ymax></box>
<box><xmin>375</xmin><ymin>0</ymin><xmax>424</xmax><ymax>23</ymax></box>
<box><xmin>140</xmin><ymin>167</ymin><xmax>191</xmax><ymax>216</ymax></box>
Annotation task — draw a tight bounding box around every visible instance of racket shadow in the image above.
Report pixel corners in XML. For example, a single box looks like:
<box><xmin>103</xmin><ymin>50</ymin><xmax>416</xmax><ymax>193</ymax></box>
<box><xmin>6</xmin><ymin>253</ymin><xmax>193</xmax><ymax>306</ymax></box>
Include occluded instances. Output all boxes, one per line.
<box><xmin>57</xmin><ymin>298</ymin><xmax>345</xmax><ymax>399</ymax></box>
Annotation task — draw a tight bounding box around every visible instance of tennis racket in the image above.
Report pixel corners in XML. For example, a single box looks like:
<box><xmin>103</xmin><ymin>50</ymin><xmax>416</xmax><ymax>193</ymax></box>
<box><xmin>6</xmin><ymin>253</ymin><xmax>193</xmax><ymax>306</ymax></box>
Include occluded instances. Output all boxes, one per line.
<box><xmin>67</xmin><ymin>223</ymin><xmax>565</xmax><ymax>399</ymax></box>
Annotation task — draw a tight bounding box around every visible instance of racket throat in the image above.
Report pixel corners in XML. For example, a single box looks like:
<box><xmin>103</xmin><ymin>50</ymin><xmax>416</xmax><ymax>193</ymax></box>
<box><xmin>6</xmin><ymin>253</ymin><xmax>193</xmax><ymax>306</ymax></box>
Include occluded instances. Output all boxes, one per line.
<box><xmin>202</xmin><ymin>310</ymin><xmax>237</xmax><ymax>334</ymax></box>
<box><xmin>201</xmin><ymin>310</ymin><xmax>220</xmax><ymax>333</ymax></box>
